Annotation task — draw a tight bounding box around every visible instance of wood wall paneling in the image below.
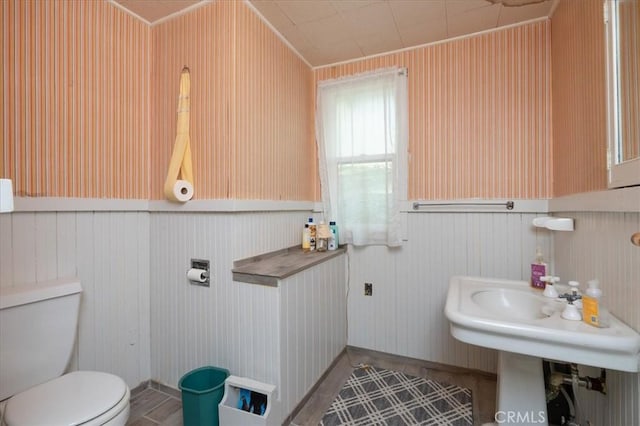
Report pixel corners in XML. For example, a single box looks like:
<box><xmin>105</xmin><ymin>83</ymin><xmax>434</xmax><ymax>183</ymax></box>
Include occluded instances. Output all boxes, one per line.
<box><xmin>151</xmin><ymin>1</ymin><xmax>315</xmax><ymax>201</ymax></box>
<box><xmin>554</xmin><ymin>211</ymin><xmax>640</xmax><ymax>425</ymax></box>
<box><xmin>0</xmin><ymin>211</ymin><xmax>151</xmax><ymax>387</ymax></box>
<box><xmin>314</xmin><ymin>21</ymin><xmax>552</xmax><ymax>201</ymax></box>
<box><xmin>551</xmin><ymin>0</ymin><xmax>608</xmax><ymax>196</ymax></box>
<box><xmin>1</xmin><ymin>0</ymin><xmax>150</xmax><ymax>198</ymax></box>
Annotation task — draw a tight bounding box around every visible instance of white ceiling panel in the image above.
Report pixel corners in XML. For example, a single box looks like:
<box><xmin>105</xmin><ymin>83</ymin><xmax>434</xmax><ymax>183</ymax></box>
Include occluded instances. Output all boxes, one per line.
<box><xmin>389</xmin><ymin>0</ymin><xmax>447</xmax><ymax>30</ymax></box>
<box><xmin>112</xmin><ymin>0</ymin><xmax>556</xmax><ymax>67</ymax></box>
<box><xmin>497</xmin><ymin>0</ymin><xmax>554</xmax><ymax>26</ymax></box>
<box><xmin>447</xmin><ymin>3</ymin><xmax>501</xmax><ymax>38</ymax></box>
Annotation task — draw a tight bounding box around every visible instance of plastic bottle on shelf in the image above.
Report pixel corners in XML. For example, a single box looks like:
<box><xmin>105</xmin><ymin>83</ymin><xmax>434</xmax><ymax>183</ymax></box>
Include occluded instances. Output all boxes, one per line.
<box><xmin>302</xmin><ymin>224</ymin><xmax>311</xmax><ymax>252</ymax></box>
<box><xmin>328</xmin><ymin>221</ymin><xmax>338</xmax><ymax>250</ymax></box>
<box><xmin>316</xmin><ymin>221</ymin><xmax>330</xmax><ymax>252</ymax></box>
<box><xmin>307</xmin><ymin>217</ymin><xmax>317</xmax><ymax>251</ymax></box>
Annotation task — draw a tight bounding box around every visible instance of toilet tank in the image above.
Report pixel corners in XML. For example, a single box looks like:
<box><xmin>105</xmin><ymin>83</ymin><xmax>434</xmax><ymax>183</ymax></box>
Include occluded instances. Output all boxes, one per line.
<box><xmin>0</xmin><ymin>277</ymin><xmax>82</xmax><ymax>401</ymax></box>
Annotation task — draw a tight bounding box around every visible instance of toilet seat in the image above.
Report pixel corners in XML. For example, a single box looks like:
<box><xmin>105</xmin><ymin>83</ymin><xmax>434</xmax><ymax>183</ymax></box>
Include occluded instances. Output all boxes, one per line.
<box><xmin>5</xmin><ymin>371</ymin><xmax>130</xmax><ymax>426</ymax></box>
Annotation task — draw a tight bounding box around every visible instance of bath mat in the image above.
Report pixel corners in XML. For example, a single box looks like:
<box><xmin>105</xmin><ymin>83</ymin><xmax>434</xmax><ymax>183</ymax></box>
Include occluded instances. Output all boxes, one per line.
<box><xmin>320</xmin><ymin>366</ymin><xmax>472</xmax><ymax>426</ymax></box>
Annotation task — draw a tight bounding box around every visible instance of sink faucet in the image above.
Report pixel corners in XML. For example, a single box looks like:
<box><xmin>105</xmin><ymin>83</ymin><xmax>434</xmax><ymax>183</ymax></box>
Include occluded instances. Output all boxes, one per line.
<box><xmin>542</xmin><ymin>276</ymin><xmax>559</xmax><ymax>298</ymax></box>
<box><xmin>559</xmin><ymin>280</ymin><xmax>581</xmax><ymax>302</ymax></box>
<box><xmin>559</xmin><ymin>281</ymin><xmax>582</xmax><ymax>321</ymax></box>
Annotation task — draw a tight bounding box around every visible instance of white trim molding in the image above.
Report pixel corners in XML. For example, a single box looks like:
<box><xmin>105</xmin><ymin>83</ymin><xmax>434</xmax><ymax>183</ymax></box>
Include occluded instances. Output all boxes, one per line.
<box><xmin>13</xmin><ymin>192</ymin><xmax>638</xmax><ymax>214</ymax></box>
<box><xmin>12</xmin><ymin>197</ymin><xmax>316</xmax><ymax>213</ymax></box>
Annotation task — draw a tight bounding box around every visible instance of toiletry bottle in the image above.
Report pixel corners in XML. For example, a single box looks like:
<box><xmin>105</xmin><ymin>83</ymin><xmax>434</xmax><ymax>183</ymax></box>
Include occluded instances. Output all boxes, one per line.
<box><xmin>308</xmin><ymin>217</ymin><xmax>316</xmax><ymax>251</ymax></box>
<box><xmin>302</xmin><ymin>224</ymin><xmax>311</xmax><ymax>252</ymax></box>
<box><xmin>328</xmin><ymin>221</ymin><xmax>338</xmax><ymax>250</ymax></box>
<box><xmin>582</xmin><ymin>279</ymin><xmax>609</xmax><ymax>328</ymax></box>
<box><xmin>530</xmin><ymin>247</ymin><xmax>547</xmax><ymax>289</ymax></box>
<box><xmin>316</xmin><ymin>221</ymin><xmax>329</xmax><ymax>252</ymax></box>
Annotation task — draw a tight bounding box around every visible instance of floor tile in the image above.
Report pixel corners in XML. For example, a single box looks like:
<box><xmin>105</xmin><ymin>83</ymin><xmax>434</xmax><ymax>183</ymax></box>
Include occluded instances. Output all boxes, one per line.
<box><xmin>146</xmin><ymin>398</ymin><xmax>182</xmax><ymax>423</ymax></box>
<box><xmin>128</xmin><ymin>346</ymin><xmax>496</xmax><ymax>426</ymax></box>
<box><xmin>289</xmin><ymin>347</ymin><xmax>497</xmax><ymax>425</ymax></box>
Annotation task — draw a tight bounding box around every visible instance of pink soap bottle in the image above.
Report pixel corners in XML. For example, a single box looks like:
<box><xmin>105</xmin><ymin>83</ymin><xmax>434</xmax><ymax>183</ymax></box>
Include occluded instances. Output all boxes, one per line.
<box><xmin>531</xmin><ymin>247</ymin><xmax>547</xmax><ymax>289</ymax></box>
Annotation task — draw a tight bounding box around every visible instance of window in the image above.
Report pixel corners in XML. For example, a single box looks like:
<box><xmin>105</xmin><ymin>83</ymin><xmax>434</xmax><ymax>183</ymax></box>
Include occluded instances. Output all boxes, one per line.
<box><xmin>316</xmin><ymin>68</ymin><xmax>408</xmax><ymax>246</ymax></box>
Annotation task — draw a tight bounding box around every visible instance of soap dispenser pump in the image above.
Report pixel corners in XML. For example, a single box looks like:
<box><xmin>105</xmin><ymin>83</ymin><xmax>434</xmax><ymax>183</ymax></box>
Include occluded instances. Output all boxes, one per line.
<box><xmin>542</xmin><ymin>276</ymin><xmax>559</xmax><ymax>298</ymax></box>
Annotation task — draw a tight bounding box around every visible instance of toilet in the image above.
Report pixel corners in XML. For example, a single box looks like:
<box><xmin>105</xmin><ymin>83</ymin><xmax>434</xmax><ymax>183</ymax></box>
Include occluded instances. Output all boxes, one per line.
<box><xmin>0</xmin><ymin>278</ymin><xmax>130</xmax><ymax>425</ymax></box>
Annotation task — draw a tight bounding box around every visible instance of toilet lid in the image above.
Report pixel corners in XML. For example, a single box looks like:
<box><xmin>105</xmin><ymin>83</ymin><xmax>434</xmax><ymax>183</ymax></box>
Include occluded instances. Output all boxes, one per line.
<box><xmin>5</xmin><ymin>371</ymin><xmax>128</xmax><ymax>426</ymax></box>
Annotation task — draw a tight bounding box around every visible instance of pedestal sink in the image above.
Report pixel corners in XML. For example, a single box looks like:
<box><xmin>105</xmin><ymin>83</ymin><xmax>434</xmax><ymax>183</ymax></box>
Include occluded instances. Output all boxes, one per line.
<box><xmin>445</xmin><ymin>276</ymin><xmax>640</xmax><ymax>426</ymax></box>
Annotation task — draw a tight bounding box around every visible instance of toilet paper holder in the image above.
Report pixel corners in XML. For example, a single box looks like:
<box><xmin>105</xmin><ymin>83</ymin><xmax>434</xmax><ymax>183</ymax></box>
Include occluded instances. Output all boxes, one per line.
<box><xmin>188</xmin><ymin>258</ymin><xmax>210</xmax><ymax>287</ymax></box>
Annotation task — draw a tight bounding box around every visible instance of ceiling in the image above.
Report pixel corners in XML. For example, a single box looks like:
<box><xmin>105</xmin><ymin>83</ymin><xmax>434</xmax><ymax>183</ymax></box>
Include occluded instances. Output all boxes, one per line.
<box><xmin>112</xmin><ymin>0</ymin><xmax>555</xmax><ymax>68</ymax></box>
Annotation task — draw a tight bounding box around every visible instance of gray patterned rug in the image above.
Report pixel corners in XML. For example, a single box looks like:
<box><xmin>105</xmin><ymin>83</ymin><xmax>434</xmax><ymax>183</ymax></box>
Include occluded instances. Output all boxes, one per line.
<box><xmin>320</xmin><ymin>366</ymin><xmax>473</xmax><ymax>426</ymax></box>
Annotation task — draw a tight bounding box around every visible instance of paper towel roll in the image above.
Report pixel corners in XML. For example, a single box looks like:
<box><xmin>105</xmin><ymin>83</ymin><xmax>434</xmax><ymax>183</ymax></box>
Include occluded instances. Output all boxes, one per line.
<box><xmin>168</xmin><ymin>180</ymin><xmax>194</xmax><ymax>203</ymax></box>
<box><xmin>187</xmin><ymin>268</ymin><xmax>208</xmax><ymax>283</ymax></box>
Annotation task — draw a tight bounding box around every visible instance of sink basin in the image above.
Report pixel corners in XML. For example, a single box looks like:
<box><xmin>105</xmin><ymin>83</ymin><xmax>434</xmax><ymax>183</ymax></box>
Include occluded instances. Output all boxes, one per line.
<box><xmin>445</xmin><ymin>276</ymin><xmax>640</xmax><ymax>372</ymax></box>
<box><xmin>471</xmin><ymin>289</ymin><xmax>550</xmax><ymax>320</ymax></box>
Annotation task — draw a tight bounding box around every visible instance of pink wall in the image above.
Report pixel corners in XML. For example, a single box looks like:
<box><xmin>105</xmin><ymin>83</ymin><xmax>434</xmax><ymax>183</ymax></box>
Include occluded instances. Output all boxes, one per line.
<box><xmin>2</xmin><ymin>0</ymin><xmax>315</xmax><ymax>201</ymax></box>
<box><xmin>551</xmin><ymin>0</ymin><xmax>608</xmax><ymax>196</ymax></box>
<box><xmin>2</xmin><ymin>0</ymin><xmax>150</xmax><ymax>198</ymax></box>
<box><xmin>7</xmin><ymin>0</ymin><xmax>609</xmax><ymax>202</ymax></box>
<box><xmin>151</xmin><ymin>1</ymin><xmax>315</xmax><ymax>200</ymax></box>
<box><xmin>315</xmin><ymin>21</ymin><xmax>552</xmax><ymax>200</ymax></box>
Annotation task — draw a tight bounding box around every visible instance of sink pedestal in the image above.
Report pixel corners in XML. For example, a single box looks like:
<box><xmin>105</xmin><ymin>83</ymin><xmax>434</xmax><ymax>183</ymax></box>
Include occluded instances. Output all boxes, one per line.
<box><xmin>496</xmin><ymin>351</ymin><xmax>548</xmax><ymax>426</ymax></box>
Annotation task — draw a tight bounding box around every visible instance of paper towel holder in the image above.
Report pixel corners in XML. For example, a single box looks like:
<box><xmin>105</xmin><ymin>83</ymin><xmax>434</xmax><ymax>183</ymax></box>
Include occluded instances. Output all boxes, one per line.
<box><xmin>189</xmin><ymin>258</ymin><xmax>210</xmax><ymax>286</ymax></box>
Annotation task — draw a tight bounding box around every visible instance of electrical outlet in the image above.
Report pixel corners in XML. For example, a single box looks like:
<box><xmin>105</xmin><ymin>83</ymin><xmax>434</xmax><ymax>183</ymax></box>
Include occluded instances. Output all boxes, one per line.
<box><xmin>364</xmin><ymin>282</ymin><xmax>373</xmax><ymax>296</ymax></box>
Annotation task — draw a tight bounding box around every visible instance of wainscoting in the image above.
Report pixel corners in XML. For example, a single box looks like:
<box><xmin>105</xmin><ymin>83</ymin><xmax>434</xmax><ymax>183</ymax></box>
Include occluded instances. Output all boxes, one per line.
<box><xmin>555</xmin><ymin>211</ymin><xmax>640</xmax><ymax>426</ymax></box>
<box><xmin>149</xmin><ymin>211</ymin><xmax>345</xmax><ymax>423</ymax></box>
<box><xmin>3</xmin><ymin>207</ymin><xmax>637</xmax><ymax>423</ymax></box>
<box><xmin>347</xmin><ymin>212</ymin><xmax>552</xmax><ymax>374</ymax></box>
<box><xmin>149</xmin><ymin>211</ymin><xmax>309</xmax><ymax>387</ymax></box>
<box><xmin>0</xmin><ymin>211</ymin><xmax>151</xmax><ymax>387</ymax></box>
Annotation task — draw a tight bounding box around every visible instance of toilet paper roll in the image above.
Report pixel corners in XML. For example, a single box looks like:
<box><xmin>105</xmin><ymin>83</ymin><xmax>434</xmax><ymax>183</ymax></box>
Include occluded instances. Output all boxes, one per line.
<box><xmin>187</xmin><ymin>268</ymin><xmax>208</xmax><ymax>283</ymax></box>
<box><xmin>168</xmin><ymin>180</ymin><xmax>194</xmax><ymax>203</ymax></box>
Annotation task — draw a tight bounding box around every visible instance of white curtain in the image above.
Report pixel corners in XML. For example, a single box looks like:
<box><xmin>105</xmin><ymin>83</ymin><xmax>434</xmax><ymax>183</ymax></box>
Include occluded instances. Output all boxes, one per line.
<box><xmin>316</xmin><ymin>67</ymin><xmax>408</xmax><ymax>246</ymax></box>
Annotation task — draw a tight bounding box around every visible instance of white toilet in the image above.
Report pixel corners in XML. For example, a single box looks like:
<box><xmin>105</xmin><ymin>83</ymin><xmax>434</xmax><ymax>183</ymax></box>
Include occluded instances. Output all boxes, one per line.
<box><xmin>0</xmin><ymin>278</ymin><xmax>130</xmax><ymax>425</ymax></box>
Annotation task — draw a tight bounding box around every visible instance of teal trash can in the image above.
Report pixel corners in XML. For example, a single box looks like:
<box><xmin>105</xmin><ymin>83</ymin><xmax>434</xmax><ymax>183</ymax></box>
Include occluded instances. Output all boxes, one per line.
<box><xmin>179</xmin><ymin>366</ymin><xmax>230</xmax><ymax>426</ymax></box>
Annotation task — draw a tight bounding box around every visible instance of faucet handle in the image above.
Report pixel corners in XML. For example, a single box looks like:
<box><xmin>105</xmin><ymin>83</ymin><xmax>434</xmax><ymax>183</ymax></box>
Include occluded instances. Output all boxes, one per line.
<box><xmin>543</xmin><ymin>279</ymin><xmax>560</xmax><ymax>298</ymax></box>
<box><xmin>559</xmin><ymin>292</ymin><xmax>582</xmax><ymax>304</ymax></box>
<box><xmin>560</xmin><ymin>288</ymin><xmax>583</xmax><ymax>320</ymax></box>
